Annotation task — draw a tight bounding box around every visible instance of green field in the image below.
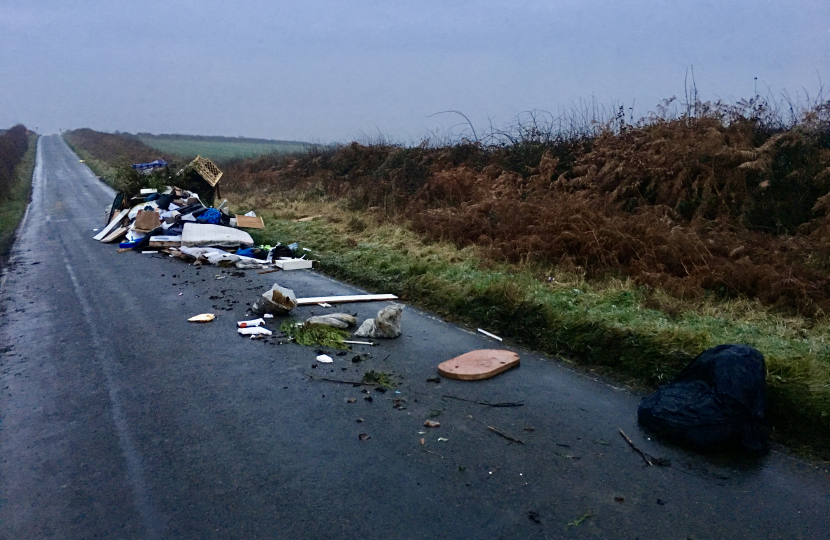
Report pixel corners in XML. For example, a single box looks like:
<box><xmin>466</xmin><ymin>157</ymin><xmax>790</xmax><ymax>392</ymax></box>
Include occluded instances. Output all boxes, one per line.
<box><xmin>137</xmin><ymin>135</ymin><xmax>310</xmax><ymax>161</ymax></box>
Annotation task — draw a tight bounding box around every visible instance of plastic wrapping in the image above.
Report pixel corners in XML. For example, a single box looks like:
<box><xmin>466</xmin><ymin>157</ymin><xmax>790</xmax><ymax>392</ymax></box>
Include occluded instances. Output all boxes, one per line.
<box><xmin>354</xmin><ymin>304</ymin><xmax>404</xmax><ymax>338</ymax></box>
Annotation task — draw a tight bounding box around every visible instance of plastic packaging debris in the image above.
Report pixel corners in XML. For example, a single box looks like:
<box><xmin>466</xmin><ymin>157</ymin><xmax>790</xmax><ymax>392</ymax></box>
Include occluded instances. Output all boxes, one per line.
<box><xmin>268</xmin><ymin>245</ymin><xmax>295</xmax><ymax>261</ymax></box>
<box><xmin>251</xmin><ymin>283</ymin><xmax>298</xmax><ymax>316</ymax></box>
<box><xmin>238</xmin><ymin>327</ymin><xmax>273</xmax><ymax>336</ymax></box>
<box><xmin>306</xmin><ymin>313</ymin><xmax>357</xmax><ymax>329</ymax></box>
<box><xmin>316</xmin><ymin>354</ymin><xmax>334</xmax><ymax>363</ymax></box>
<box><xmin>424</xmin><ymin>420</ymin><xmax>441</xmax><ymax>428</ymax></box>
<box><xmin>188</xmin><ymin>313</ymin><xmax>216</xmax><ymax>323</ymax></box>
<box><xmin>125</xmin><ymin>230</ymin><xmax>146</xmax><ymax>242</ymax></box>
<box><xmin>355</xmin><ymin>304</ymin><xmax>404</xmax><ymax>338</ymax></box>
<box><xmin>173</xmin><ymin>249</ymin><xmax>268</xmax><ymax>269</ymax></box>
<box><xmin>264</xmin><ymin>314</ymin><xmax>274</xmax><ymax>319</ymax></box>
<box><xmin>638</xmin><ymin>344</ymin><xmax>769</xmax><ymax>455</ymax></box>
<box><xmin>318</xmin><ymin>302</ymin><xmax>332</xmax><ymax>308</ymax></box>
<box><xmin>236</xmin><ymin>247</ymin><xmax>269</xmax><ymax>260</ymax></box>
<box><xmin>237</xmin><ymin>318</ymin><xmax>266</xmax><ymax>328</ymax></box>
<box><xmin>196</xmin><ymin>207</ymin><xmax>222</xmax><ymax>224</ymax></box>
<box><xmin>178</xmin><ymin>246</ymin><xmax>226</xmax><ymax>259</ymax></box>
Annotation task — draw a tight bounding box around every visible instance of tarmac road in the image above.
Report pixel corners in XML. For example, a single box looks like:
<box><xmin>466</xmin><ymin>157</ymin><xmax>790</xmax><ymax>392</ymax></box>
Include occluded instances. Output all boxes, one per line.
<box><xmin>0</xmin><ymin>135</ymin><xmax>828</xmax><ymax>539</ymax></box>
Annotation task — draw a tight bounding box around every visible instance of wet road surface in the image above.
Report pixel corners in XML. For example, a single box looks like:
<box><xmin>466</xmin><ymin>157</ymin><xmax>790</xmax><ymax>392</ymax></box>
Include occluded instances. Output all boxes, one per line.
<box><xmin>0</xmin><ymin>135</ymin><xmax>828</xmax><ymax>539</ymax></box>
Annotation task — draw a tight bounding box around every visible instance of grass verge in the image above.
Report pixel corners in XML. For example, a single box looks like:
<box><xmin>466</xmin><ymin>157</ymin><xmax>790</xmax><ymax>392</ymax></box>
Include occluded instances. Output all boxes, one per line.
<box><xmin>233</xmin><ymin>194</ymin><xmax>830</xmax><ymax>457</ymax></box>
<box><xmin>62</xmin><ymin>134</ymin><xmax>117</xmax><ymax>187</ymax></box>
<box><xmin>0</xmin><ymin>133</ymin><xmax>39</xmax><ymax>266</ymax></box>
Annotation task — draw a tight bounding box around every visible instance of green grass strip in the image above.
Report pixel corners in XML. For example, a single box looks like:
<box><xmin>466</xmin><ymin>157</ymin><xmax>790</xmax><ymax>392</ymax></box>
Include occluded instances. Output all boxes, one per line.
<box><xmin>0</xmin><ymin>133</ymin><xmax>38</xmax><ymax>265</ymax></box>
<box><xmin>256</xmin><ymin>211</ymin><xmax>830</xmax><ymax>456</ymax></box>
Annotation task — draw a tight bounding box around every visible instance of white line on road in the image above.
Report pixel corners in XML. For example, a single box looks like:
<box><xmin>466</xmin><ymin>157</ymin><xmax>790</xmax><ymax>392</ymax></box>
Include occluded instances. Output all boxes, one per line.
<box><xmin>63</xmin><ymin>257</ymin><xmax>165</xmax><ymax>540</ymax></box>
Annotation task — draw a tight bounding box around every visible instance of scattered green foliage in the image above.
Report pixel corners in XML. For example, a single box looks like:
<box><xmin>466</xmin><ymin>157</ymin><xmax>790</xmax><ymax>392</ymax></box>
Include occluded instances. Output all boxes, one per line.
<box><xmin>567</xmin><ymin>511</ymin><xmax>593</xmax><ymax>527</ymax></box>
<box><xmin>362</xmin><ymin>370</ymin><xmax>396</xmax><ymax>388</ymax></box>
<box><xmin>280</xmin><ymin>320</ymin><xmax>350</xmax><ymax>349</ymax></box>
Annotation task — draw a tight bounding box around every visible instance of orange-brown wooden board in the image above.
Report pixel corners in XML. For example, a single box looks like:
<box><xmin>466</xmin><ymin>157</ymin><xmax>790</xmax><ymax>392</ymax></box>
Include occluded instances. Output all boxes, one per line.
<box><xmin>236</xmin><ymin>215</ymin><xmax>265</xmax><ymax>229</ymax></box>
<box><xmin>437</xmin><ymin>349</ymin><xmax>520</xmax><ymax>380</ymax></box>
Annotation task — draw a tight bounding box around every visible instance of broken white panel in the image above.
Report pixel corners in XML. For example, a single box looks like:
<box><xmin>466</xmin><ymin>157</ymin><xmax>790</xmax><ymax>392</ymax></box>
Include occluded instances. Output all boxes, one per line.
<box><xmin>273</xmin><ymin>258</ymin><xmax>313</xmax><ymax>271</ymax></box>
<box><xmin>296</xmin><ymin>294</ymin><xmax>398</xmax><ymax>306</ymax></box>
<box><xmin>238</xmin><ymin>327</ymin><xmax>273</xmax><ymax>336</ymax></box>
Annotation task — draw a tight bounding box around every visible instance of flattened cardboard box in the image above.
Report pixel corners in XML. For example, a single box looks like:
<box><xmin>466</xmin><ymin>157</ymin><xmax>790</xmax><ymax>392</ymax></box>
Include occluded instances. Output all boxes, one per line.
<box><xmin>134</xmin><ymin>209</ymin><xmax>161</xmax><ymax>232</ymax></box>
<box><xmin>236</xmin><ymin>215</ymin><xmax>265</xmax><ymax>229</ymax></box>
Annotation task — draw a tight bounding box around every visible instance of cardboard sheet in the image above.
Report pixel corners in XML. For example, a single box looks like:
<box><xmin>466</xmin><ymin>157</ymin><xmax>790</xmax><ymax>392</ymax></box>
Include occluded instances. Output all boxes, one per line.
<box><xmin>235</xmin><ymin>215</ymin><xmax>265</xmax><ymax>229</ymax></box>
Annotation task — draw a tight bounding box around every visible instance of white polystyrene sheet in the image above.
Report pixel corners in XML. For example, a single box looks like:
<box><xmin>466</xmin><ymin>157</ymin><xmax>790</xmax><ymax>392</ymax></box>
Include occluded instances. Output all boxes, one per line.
<box><xmin>181</xmin><ymin>223</ymin><xmax>254</xmax><ymax>248</ymax></box>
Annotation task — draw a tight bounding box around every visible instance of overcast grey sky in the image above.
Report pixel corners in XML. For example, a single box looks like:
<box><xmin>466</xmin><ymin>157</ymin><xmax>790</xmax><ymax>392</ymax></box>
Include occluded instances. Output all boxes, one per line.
<box><xmin>1</xmin><ymin>1</ymin><xmax>828</xmax><ymax>142</ymax></box>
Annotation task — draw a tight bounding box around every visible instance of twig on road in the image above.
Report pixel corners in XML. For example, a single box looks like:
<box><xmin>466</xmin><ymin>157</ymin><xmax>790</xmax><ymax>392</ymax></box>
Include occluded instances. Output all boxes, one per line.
<box><xmin>442</xmin><ymin>394</ymin><xmax>524</xmax><ymax>407</ymax></box>
<box><xmin>308</xmin><ymin>375</ymin><xmax>377</xmax><ymax>386</ymax></box>
<box><xmin>619</xmin><ymin>429</ymin><xmax>670</xmax><ymax>467</ymax></box>
<box><xmin>423</xmin><ymin>449</ymin><xmax>444</xmax><ymax>459</ymax></box>
<box><xmin>488</xmin><ymin>426</ymin><xmax>525</xmax><ymax>444</ymax></box>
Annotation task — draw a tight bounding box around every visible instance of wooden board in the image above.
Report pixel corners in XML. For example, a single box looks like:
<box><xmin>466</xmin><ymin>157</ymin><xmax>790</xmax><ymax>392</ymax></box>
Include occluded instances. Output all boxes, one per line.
<box><xmin>235</xmin><ymin>215</ymin><xmax>265</xmax><ymax>229</ymax></box>
<box><xmin>94</xmin><ymin>209</ymin><xmax>130</xmax><ymax>241</ymax></box>
<box><xmin>296</xmin><ymin>294</ymin><xmax>398</xmax><ymax>306</ymax></box>
<box><xmin>437</xmin><ymin>350</ymin><xmax>520</xmax><ymax>381</ymax></box>
<box><xmin>101</xmin><ymin>227</ymin><xmax>128</xmax><ymax>243</ymax></box>
<box><xmin>105</xmin><ymin>192</ymin><xmax>124</xmax><ymax>227</ymax></box>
